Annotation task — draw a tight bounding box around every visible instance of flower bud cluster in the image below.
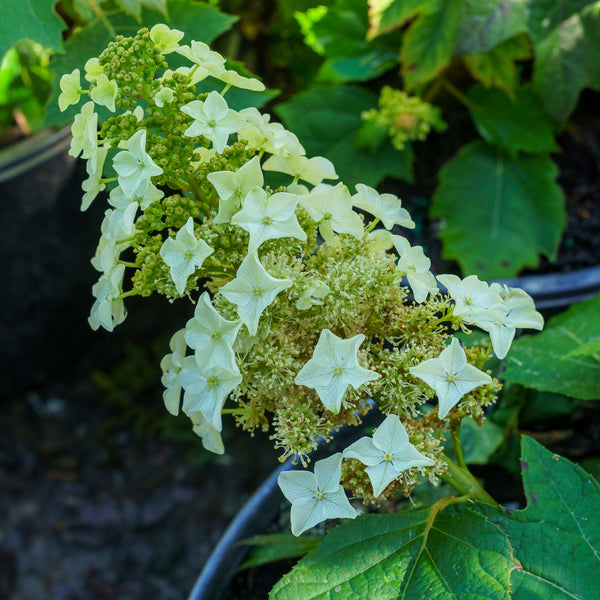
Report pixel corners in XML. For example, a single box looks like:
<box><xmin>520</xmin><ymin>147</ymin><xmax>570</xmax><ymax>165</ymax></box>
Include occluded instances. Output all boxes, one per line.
<box><xmin>362</xmin><ymin>86</ymin><xmax>448</xmax><ymax>150</ymax></box>
<box><xmin>62</xmin><ymin>26</ymin><xmax>544</xmax><ymax>532</ymax></box>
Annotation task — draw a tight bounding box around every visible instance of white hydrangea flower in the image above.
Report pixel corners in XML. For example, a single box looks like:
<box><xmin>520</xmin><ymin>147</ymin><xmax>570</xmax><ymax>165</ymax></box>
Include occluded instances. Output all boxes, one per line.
<box><xmin>107</xmin><ymin>187</ymin><xmax>140</xmax><ymax>236</ymax></box>
<box><xmin>58</xmin><ymin>68</ymin><xmax>83</xmax><ymax>111</ymax></box>
<box><xmin>207</xmin><ymin>155</ymin><xmax>264</xmax><ymax>224</ymax></box>
<box><xmin>262</xmin><ymin>154</ymin><xmax>337</xmax><ymax>186</ymax></box>
<box><xmin>159</xmin><ymin>217</ymin><xmax>214</xmax><ymax>295</ymax></box>
<box><xmin>300</xmin><ymin>183</ymin><xmax>364</xmax><ymax>244</ymax></box>
<box><xmin>90</xmin><ymin>74</ymin><xmax>118</xmax><ymax>111</ymax></box>
<box><xmin>112</xmin><ymin>129</ymin><xmax>163</xmax><ymax>198</ymax></box>
<box><xmin>109</xmin><ymin>179</ymin><xmax>164</xmax><ymax>211</ymax></box>
<box><xmin>220</xmin><ymin>252</ymin><xmax>292</xmax><ymax>336</ymax></box>
<box><xmin>237</xmin><ymin>108</ymin><xmax>305</xmax><ymax>156</ymax></box>
<box><xmin>176</xmin><ymin>41</ymin><xmax>226</xmax><ymax>78</ymax></box>
<box><xmin>178</xmin><ymin>356</ymin><xmax>242</xmax><ymax>430</ymax></box>
<box><xmin>190</xmin><ymin>411</ymin><xmax>225</xmax><ymax>454</ymax></box>
<box><xmin>88</xmin><ymin>265</ymin><xmax>127</xmax><ymax>332</ymax></box>
<box><xmin>352</xmin><ymin>184</ymin><xmax>415</xmax><ymax>230</ymax></box>
<box><xmin>81</xmin><ymin>146</ymin><xmax>108</xmax><ymax>211</ymax></box>
<box><xmin>160</xmin><ymin>329</ymin><xmax>187</xmax><ymax>416</ymax></box>
<box><xmin>343</xmin><ymin>414</ymin><xmax>434</xmax><ymax>496</ymax></box>
<box><xmin>215</xmin><ymin>69</ymin><xmax>265</xmax><ymax>91</ymax></box>
<box><xmin>150</xmin><ymin>24</ymin><xmax>184</xmax><ymax>54</ymax></box>
<box><xmin>84</xmin><ymin>58</ymin><xmax>104</xmax><ymax>82</ymax></box>
<box><xmin>437</xmin><ymin>274</ymin><xmax>504</xmax><ymax>322</ymax></box>
<box><xmin>184</xmin><ymin>292</ymin><xmax>242</xmax><ymax>370</ymax></box>
<box><xmin>396</xmin><ymin>245</ymin><xmax>438</xmax><ymax>303</ymax></box>
<box><xmin>278</xmin><ymin>453</ymin><xmax>357</xmax><ymax>536</ymax></box>
<box><xmin>69</xmin><ymin>101</ymin><xmax>98</xmax><ymax>160</ymax></box>
<box><xmin>231</xmin><ymin>188</ymin><xmax>306</xmax><ymax>252</ymax></box>
<box><xmin>409</xmin><ymin>337</ymin><xmax>492</xmax><ymax>419</ymax></box>
<box><xmin>154</xmin><ymin>87</ymin><xmax>174</xmax><ymax>107</ymax></box>
<box><xmin>296</xmin><ymin>280</ymin><xmax>331</xmax><ymax>310</ymax></box>
<box><xmin>475</xmin><ymin>284</ymin><xmax>544</xmax><ymax>359</ymax></box>
<box><xmin>295</xmin><ymin>329</ymin><xmax>380</xmax><ymax>414</ymax></box>
<box><xmin>181</xmin><ymin>91</ymin><xmax>246</xmax><ymax>153</ymax></box>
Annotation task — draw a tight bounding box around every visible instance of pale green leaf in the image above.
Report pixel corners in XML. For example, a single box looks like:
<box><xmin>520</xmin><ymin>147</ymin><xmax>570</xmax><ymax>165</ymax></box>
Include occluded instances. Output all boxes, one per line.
<box><xmin>270</xmin><ymin>504</ymin><xmax>515</xmax><ymax>599</ymax></box>
<box><xmin>239</xmin><ymin>533</ymin><xmax>323</xmax><ymax>571</ymax></box>
<box><xmin>1</xmin><ymin>0</ymin><xmax>67</xmax><ymax>58</ymax></box>
<box><xmin>275</xmin><ymin>85</ymin><xmax>413</xmax><ymax>187</ymax></box>
<box><xmin>367</xmin><ymin>0</ymin><xmax>436</xmax><ymax>39</ymax></box>
<box><xmin>479</xmin><ymin>436</ymin><xmax>600</xmax><ymax>600</ymax></box>
<box><xmin>463</xmin><ymin>33</ymin><xmax>532</xmax><ymax>96</ymax></box>
<box><xmin>431</xmin><ymin>140</ymin><xmax>566</xmax><ymax>278</ymax></box>
<box><xmin>467</xmin><ymin>84</ymin><xmax>558</xmax><ymax>154</ymax></box>
<box><xmin>503</xmin><ymin>292</ymin><xmax>600</xmax><ymax>399</ymax></box>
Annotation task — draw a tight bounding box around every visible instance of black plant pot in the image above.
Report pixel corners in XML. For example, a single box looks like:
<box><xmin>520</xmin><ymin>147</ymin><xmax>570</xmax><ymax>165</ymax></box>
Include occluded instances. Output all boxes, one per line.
<box><xmin>0</xmin><ymin>126</ymin><xmax>104</xmax><ymax>397</ymax></box>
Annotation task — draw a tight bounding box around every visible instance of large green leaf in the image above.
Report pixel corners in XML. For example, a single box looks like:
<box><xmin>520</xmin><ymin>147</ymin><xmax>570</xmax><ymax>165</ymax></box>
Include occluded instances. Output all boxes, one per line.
<box><xmin>431</xmin><ymin>140</ymin><xmax>566</xmax><ymax>278</ymax></box>
<box><xmin>467</xmin><ymin>84</ymin><xmax>558</xmax><ymax>154</ymax></box>
<box><xmin>275</xmin><ymin>85</ymin><xmax>413</xmax><ymax>187</ymax></box>
<box><xmin>44</xmin><ymin>0</ymin><xmax>237</xmax><ymax>126</ymax></box>
<box><xmin>463</xmin><ymin>33</ymin><xmax>532</xmax><ymax>96</ymax></box>
<box><xmin>400</xmin><ymin>1</ymin><xmax>462</xmax><ymax>91</ymax></box>
<box><xmin>480</xmin><ymin>436</ymin><xmax>600</xmax><ymax>599</ymax></box>
<box><xmin>367</xmin><ymin>0</ymin><xmax>436</xmax><ymax>39</ymax></box>
<box><xmin>1</xmin><ymin>0</ymin><xmax>67</xmax><ymax>58</ymax></box>
<box><xmin>502</xmin><ymin>292</ymin><xmax>600</xmax><ymax>399</ymax></box>
<box><xmin>270</xmin><ymin>503</ymin><xmax>515</xmax><ymax>599</ymax></box>
<box><xmin>527</xmin><ymin>0</ymin><xmax>600</xmax><ymax>122</ymax></box>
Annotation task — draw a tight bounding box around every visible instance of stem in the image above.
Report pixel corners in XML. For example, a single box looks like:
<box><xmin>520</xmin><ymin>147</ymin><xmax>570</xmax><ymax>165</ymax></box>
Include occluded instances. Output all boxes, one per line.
<box><xmin>441</xmin><ymin>78</ymin><xmax>477</xmax><ymax>110</ymax></box>
<box><xmin>451</xmin><ymin>428</ymin><xmax>468</xmax><ymax>471</ymax></box>
<box><xmin>439</xmin><ymin>454</ymin><xmax>498</xmax><ymax>506</ymax></box>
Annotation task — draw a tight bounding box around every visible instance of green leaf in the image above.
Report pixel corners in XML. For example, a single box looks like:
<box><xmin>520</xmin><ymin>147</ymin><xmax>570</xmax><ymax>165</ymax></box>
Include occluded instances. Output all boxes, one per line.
<box><xmin>453</xmin><ymin>0</ymin><xmax>529</xmax><ymax>57</ymax></box>
<box><xmin>270</xmin><ymin>503</ymin><xmax>515</xmax><ymax>599</ymax></box>
<box><xmin>44</xmin><ymin>0</ymin><xmax>237</xmax><ymax>126</ymax></box>
<box><xmin>562</xmin><ymin>339</ymin><xmax>600</xmax><ymax>359</ymax></box>
<box><xmin>1</xmin><ymin>0</ymin><xmax>67</xmax><ymax>58</ymax></box>
<box><xmin>114</xmin><ymin>0</ymin><xmax>167</xmax><ymax>21</ymax></box>
<box><xmin>431</xmin><ymin>140</ymin><xmax>566</xmax><ymax>278</ymax></box>
<box><xmin>238</xmin><ymin>533</ymin><xmax>323</xmax><ymax>571</ymax></box>
<box><xmin>296</xmin><ymin>0</ymin><xmax>401</xmax><ymax>83</ymax></box>
<box><xmin>527</xmin><ymin>0</ymin><xmax>600</xmax><ymax>123</ymax></box>
<box><xmin>466</xmin><ymin>84</ymin><xmax>558</xmax><ymax>154</ymax></box>
<box><xmin>400</xmin><ymin>1</ymin><xmax>462</xmax><ymax>91</ymax></box>
<box><xmin>480</xmin><ymin>436</ymin><xmax>600</xmax><ymax>600</ymax></box>
<box><xmin>463</xmin><ymin>33</ymin><xmax>532</xmax><ymax>96</ymax></box>
<box><xmin>502</xmin><ymin>292</ymin><xmax>600</xmax><ymax>399</ymax></box>
<box><xmin>459</xmin><ymin>417</ymin><xmax>505</xmax><ymax>465</ymax></box>
<box><xmin>367</xmin><ymin>0</ymin><xmax>436</xmax><ymax>39</ymax></box>
<box><xmin>275</xmin><ymin>85</ymin><xmax>413</xmax><ymax>187</ymax></box>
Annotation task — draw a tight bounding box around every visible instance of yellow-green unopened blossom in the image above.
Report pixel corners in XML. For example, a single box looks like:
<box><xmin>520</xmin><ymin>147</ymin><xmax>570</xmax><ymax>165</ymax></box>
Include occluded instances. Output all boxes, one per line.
<box><xmin>295</xmin><ymin>329</ymin><xmax>380</xmax><ymax>414</ymax></box>
<box><xmin>300</xmin><ymin>183</ymin><xmax>364</xmax><ymax>244</ymax></box>
<box><xmin>150</xmin><ymin>24</ymin><xmax>184</xmax><ymax>54</ymax></box>
<box><xmin>159</xmin><ymin>217</ymin><xmax>214</xmax><ymax>295</ymax></box>
<box><xmin>278</xmin><ymin>453</ymin><xmax>357</xmax><ymax>536</ymax></box>
<box><xmin>231</xmin><ymin>188</ymin><xmax>306</xmax><ymax>252</ymax></box>
<box><xmin>112</xmin><ymin>129</ymin><xmax>163</xmax><ymax>198</ymax></box>
<box><xmin>207</xmin><ymin>155</ymin><xmax>264</xmax><ymax>224</ymax></box>
<box><xmin>181</xmin><ymin>91</ymin><xmax>246</xmax><ymax>153</ymax></box>
<box><xmin>178</xmin><ymin>357</ymin><xmax>242</xmax><ymax>430</ymax></box>
<box><xmin>352</xmin><ymin>184</ymin><xmax>415</xmax><ymax>230</ymax></box>
<box><xmin>409</xmin><ymin>337</ymin><xmax>492</xmax><ymax>419</ymax></box>
<box><xmin>220</xmin><ymin>252</ymin><xmax>292</xmax><ymax>336</ymax></box>
<box><xmin>262</xmin><ymin>154</ymin><xmax>337</xmax><ymax>186</ymax></box>
<box><xmin>90</xmin><ymin>74</ymin><xmax>118</xmax><ymax>112</ymax></box>
<box><xmin>184</xmin><ymin>292</ymin><xmax>242</xmax><ymax>370</ymax></box>
<box><xmin>343</xmin><ymin>414</ymin><xmax>434</xmax><ymax>496</ymax></box>
<box><xmin>160</xmin><ymin>329</ymin><xmax>187</xmax><ymax>416</ymax></box>
<box><xmin>58</xmin><ymin>68</ymin><xmax>83</xmax><ymax>111</ymax></box>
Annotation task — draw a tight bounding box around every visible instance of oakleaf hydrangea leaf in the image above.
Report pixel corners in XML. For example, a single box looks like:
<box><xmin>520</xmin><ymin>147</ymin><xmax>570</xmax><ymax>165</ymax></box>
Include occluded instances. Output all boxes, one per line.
<box><xmin>431</xmin><ymin>140</ymin><xmax>566</xmax><ymax>279</ymax></box>
<box><xmin>271</xmin><ymin>503</ymin><xmax>515</xmax><ymax>599</ymax></box>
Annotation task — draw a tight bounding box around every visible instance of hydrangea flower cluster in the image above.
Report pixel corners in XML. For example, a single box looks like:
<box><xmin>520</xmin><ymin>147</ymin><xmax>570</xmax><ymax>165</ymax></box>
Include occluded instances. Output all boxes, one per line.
<box><xmin>61</xmin><ymin>26</ymin><xmax>543</xmax><ymax>537</ymax></box>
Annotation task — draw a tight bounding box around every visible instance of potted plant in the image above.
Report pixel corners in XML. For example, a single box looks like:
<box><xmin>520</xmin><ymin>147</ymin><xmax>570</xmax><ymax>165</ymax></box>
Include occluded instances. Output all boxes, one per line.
<box><xmin>60</xmin><ymin>23</ymin><xmax>600</xmax><ymax>599</ymax></box>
